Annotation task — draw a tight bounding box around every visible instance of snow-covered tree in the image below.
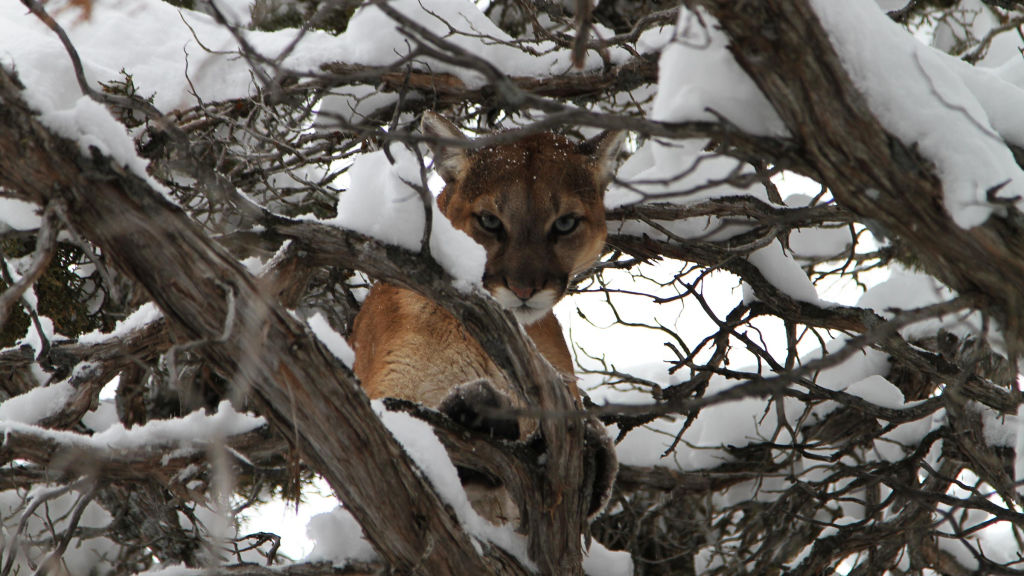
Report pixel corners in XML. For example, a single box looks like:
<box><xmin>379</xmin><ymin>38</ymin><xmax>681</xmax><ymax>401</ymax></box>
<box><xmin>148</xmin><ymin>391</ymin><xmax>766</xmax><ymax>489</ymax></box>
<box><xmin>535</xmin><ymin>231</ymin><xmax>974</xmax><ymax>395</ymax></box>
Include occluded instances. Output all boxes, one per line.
<box><xmin>2</xmin><ymin>0</ymin><xmax>1024</xmax><ymax>574</ymax></box>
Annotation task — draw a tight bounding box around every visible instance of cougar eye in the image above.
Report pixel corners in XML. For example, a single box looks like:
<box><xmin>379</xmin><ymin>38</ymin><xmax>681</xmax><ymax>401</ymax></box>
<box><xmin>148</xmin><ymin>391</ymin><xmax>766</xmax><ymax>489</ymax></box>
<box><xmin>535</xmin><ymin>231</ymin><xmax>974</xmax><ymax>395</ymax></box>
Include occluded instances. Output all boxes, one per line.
<box><xmin>552</xmin><ymin>214</ymin><xmax>580</xmax><ymax>235</ymax></box>
<box><xmin>476</xmin><ymin>212</ymin><xmax>503</xmax><ymax>233</ymax></box>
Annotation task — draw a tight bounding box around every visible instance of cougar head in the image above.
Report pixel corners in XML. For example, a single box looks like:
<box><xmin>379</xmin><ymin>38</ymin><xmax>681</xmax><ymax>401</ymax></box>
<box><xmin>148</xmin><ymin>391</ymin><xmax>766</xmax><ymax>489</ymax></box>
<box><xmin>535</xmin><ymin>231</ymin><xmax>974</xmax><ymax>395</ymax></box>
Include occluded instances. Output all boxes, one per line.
<box><xmin>422</xmin><ymin>112</ymin><xmax>624</xmax><ymax>325</ymax></box>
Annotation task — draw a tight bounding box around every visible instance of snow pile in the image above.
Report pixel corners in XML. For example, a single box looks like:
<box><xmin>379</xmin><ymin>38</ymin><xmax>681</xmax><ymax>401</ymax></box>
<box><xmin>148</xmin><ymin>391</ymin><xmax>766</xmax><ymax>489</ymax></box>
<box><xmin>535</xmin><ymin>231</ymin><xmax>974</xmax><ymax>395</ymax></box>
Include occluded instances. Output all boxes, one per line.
<box><xmin>0</xmin><ymin>400</ymin><xmax>266</xmax><ymax>572</ymax></box>
<box><xmin>649</xmin><ymin>9</ymin><xmax>786</xmax><ymax>136</ymax></box>
<box><xmin>306</xmin><ymin>506</ymin><xmax>378</xmax><ymax>564</ymax></box>
<box><xmin>16</xmin><ymin>315</ymin><xmax>63</xmax><ymax>357</ymax></box>
<box><xmin>94</xmin><ymin>400</ymin><xmax>263</xmax><ymax>448</ymax></box>
<box><xmin>0</xmin><ymin>381</ymin><xmax>74</xmax><ymax>424</ymax></box>
<box><xmin>606</xmin><ymin>138</ymin><xmax>763</xmax><ymax>211</ymax></box>
<box><xmin>307</xmin><ymin>312</ymin><xmax>355</xmax><ymax>367</ymax></box>
<box><xmin>607</xmin><ymin>140</ymin><xmax>821</xmax><ymax>305</ymax></box>
<box><xmin>932</xmin><ymin>0</ymin><xmax>1023</xmax><ymax>68</ymax></box>
<box><xmin>583</xmin><ymin>540</ymin><xmax>635</xmax><ymax>576</ymax></box>
<box><xmin>743</xmin><ymin>241</ymin><xmax>821</xmax><ymax>305</ymax></box>
<box><xmin>0</xmin><ymin>0</ymin><xmax>336</xmax><ymax>113</ymax></box>
<box><xmin>983</xmin><ymin>404</ymin><xmax>1024</xmax><ymax>448</ymax></box>
<box><xmin>931</xmin><ymin>469</ymin><xmax>1024</xmax><ymax>571</ymax></box>
<box><xmin>333</xmin><ymin>146</ymin><xmax>485</xmax><ymax>289</ymax></box>
<box><xmin>839</xmin><ymin>373</ymin><xmax>907</xmax><ymax>408</ymax></box>
<box><xmin>599</xmin><ymin>328</ymin><xmax>933</xmax><ymax>473</ymax></box>
<box><xmin>811</xmin><ymin>0</ymin><xmax>1024</xmax><ymax>228</ymax></box>
<box><xmin>77</xmin><ymin>302</ymin><xmax>164</xmax><ymax>345</ymax></box>
<box><xmin>0</xmin><ymin>198</ymin><xmax>42</xmax><ymax>233</ymax></box>
<box><xmin>82</xmin><ymin>398</ymin><xmax>120</xmax><ymax>433</ymax></box>
<box><xmin>602</xmin><ymin>376</ymin><xmax>800</xmax><ymax>472</ymax></box>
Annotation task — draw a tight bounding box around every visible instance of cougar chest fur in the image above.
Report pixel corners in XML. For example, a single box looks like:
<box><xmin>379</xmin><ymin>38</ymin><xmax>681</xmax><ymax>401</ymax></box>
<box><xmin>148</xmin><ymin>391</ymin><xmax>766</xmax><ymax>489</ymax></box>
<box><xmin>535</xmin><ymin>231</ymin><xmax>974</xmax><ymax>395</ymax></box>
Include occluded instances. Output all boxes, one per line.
<box><xmin>349</xmin><ymin>112</ymin><xmax>623</xmax><ymax>523</ymax></box>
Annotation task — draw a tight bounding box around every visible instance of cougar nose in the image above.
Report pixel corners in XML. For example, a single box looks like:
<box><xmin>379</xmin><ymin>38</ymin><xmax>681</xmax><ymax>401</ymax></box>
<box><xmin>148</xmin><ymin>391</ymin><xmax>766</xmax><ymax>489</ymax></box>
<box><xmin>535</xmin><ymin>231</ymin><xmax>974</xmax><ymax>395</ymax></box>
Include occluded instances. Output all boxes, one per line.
<box><xmin>505</xmin><ymin>279</ymin><xmax>537</xmax><ymax>301</ymax></box>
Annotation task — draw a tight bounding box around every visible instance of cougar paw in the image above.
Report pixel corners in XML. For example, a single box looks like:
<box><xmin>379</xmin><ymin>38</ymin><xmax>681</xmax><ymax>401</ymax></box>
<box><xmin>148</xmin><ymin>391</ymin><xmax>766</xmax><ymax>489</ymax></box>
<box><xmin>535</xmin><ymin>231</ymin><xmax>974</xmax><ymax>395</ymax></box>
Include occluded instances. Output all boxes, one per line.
<box><xmin>583</xmin><ymin>416</ymin><xmax>619</xmax><ymax>521</ymax></box>
<box><xmin>439</xmin><ymin>379</ymin><xmax>520</xmax><ymax>439</ymax></box>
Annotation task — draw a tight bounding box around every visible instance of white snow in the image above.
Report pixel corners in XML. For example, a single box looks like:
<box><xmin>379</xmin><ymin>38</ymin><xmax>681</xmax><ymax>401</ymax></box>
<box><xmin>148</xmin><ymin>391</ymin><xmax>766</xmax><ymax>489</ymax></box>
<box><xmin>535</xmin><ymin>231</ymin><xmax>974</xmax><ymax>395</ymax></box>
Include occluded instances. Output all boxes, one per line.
<box><xmin>44</xmin><ymin>96</ymin><xmax>154</xmax><ymax>180</ymax></box>
<box><xmin>333</xmin><ymin>146</ymin><xmax>486</xmax><ymax>290</ymax></box>
<box><xmin>305</xmin><ymin>506</ymin><xmax>378</xmax><ymax>564</ymax></box>
<box><xmin>606</xmin><ymin>143</ymin><xmax>824</xmax><ymax>304</ymax></box>
<box><xmin>583</xmin><ymin>540</ymin><xmax>634</xmax><ymax>576</ymax></box>
<box><xmin>81</xmin><ymin>399</ymin><xmax>119</xmax><ymax>433</ymax></box>
<box><xmin>981</xmin><ymin>404</ymin><xmax>1023</xmax><ymax>448</ymax></box>
<box><xmin>807</xmin><ymin>339</ymin><xmax>890</xmax><ymax>416</ymax></box>
<box><xmin>17</xmin><ymin>315</ymin><xmax>63</xmax><ymax>357</ymax></box>
<box><xmin>785</xmin><ymin>194</ymin><xmax>854</xmax><ymax>260</ymax></box>
<box><xmin>932</xmin><ymin>0</ymin><xmax>1024</xmax><ymax>68</ymax></box>
<box><xmin>1016</xmin><ymin>404</ymin><xmax>1024</xmax><ymax>489</ymax></box>
<box><xmin>636</xmin><ymin>25</ymin><xmax>675</xmax><ymax>55</ymax></box>
<box><xmin>787</xmin><ymin>225</ymin><xmax>853</xmax><ymax>260</ymax></box>
<box><xmin>77</xmin><ymin>302</ymin><xmax>164</xmax><ymax>345</ymax></box>
<box><xmin>307</xmin><ymin>312</ymin><xmax>355</xmax><ymax>367</ymax></box>
<box><xmin>953</xmin><ymin>58</ymin><xmax>1024</xmax><ymax>150</ymax></box>
<box><xmin>880</xmin><ymin>410</ymin><xmax>935</xmax><ymax>443</ymax></box>
<box><xmin>135</xmin><ymin>565</ymin><xmax>202</xmax><ymax>576</ymax></box>
<box><xmin>602</xmin><ymin>375</ymin><xmax>801</xmax><ymax>472</ymax></box>
<box><xmin>0</xmin><ymin>198</ymin><xmax>42</xmax><ymax>232</ymax></box>
<box><xmin>90</xmin><ymin>400</ymin><xmax>264</xmax><ymax>449</ymax></box>
<box><xmin>743</xmin><ymin>240</ymin><xmax>821</xmax><ymax>305</ymax></box>
<box><xmin>842</xmin><ymin>374</ymin><xmax>906</xmax><ymax>411</ymax></box>
<box><xmin>0</xmin><ymin>380</ymin><xmax>74</xmax><ymax>424</ymax></box>
<box><xmin>0</xmin><ymin>400</ymin><xmax>264</xmax><ymax>452</ymax></box>
<box><xmin>606</xmin><ymin>137</ymin><xmax>763</xmax><ymax>210</ymax></box>
<box><xmin>650</xmin><ymin>8</ymin><xmax>786</xmax><ymax>136</ymax></box>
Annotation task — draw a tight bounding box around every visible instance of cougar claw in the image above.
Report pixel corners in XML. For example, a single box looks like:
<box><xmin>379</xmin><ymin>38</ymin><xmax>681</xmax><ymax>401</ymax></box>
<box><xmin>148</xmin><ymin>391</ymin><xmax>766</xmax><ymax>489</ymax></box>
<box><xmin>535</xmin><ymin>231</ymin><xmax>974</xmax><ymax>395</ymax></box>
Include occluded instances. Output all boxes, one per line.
<box><xmin>439</xmin><ymin>379</ymin><xmax>520</xmax><ymax>440</ymax></box>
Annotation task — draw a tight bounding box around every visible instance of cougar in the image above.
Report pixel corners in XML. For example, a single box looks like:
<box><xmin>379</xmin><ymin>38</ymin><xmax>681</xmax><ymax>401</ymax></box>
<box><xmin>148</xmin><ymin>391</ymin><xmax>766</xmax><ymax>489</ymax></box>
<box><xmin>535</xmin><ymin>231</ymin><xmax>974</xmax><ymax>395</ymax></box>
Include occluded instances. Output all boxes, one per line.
<box><xmin>349</xmin><ymin>112</ymin><xmax>623</xmax><ymax>525</ymax></box>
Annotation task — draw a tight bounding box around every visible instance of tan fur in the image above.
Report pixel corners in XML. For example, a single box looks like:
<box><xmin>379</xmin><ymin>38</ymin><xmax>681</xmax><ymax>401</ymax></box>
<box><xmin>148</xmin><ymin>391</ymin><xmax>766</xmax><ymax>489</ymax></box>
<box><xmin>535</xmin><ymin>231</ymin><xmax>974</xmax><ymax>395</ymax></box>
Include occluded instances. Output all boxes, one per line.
<box><xmin>349</xmin><ymin>113</ymin><xmax>623</xmax><ymax>523</ymax></box>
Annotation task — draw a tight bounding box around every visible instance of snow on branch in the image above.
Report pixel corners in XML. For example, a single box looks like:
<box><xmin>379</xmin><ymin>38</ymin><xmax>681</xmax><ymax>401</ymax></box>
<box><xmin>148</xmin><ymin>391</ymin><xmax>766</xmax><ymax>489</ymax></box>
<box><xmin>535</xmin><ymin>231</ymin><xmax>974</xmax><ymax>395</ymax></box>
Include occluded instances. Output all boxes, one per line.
<box><xmin>691</xmin><ymin>0</ymin><xmax>1024</xmax><ymax>356</ymax></box>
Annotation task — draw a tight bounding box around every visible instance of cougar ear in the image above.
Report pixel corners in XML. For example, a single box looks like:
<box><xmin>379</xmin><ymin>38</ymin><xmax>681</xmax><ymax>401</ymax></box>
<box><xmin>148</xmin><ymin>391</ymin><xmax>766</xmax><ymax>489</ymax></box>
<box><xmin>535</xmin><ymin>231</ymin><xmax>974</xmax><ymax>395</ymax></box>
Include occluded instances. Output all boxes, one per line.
<box><xmin>421</xmin><ymin>111</ymin><xmax>470</xmax><ymax>183</ymax></box>
<box><xmin>580</xmin><ymin>130</ymin><xmax>626</xmax><ymax>190</ymax></box>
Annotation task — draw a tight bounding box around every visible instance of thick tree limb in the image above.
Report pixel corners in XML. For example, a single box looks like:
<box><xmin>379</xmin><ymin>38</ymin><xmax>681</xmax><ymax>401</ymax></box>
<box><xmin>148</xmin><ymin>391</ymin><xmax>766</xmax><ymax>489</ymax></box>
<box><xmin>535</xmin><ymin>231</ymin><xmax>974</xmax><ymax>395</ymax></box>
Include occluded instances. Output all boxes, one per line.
<box><xmin>0</xmin><ymin>423</ymin><xmax>284</xmax><ymax>485</ymax></box>
<box><xmin>319</xmin><ymin>53</ymin><xmax>658</xmax><ymax>107</ymax></box>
